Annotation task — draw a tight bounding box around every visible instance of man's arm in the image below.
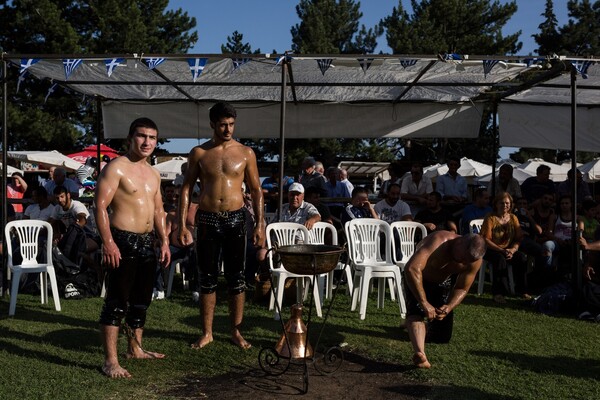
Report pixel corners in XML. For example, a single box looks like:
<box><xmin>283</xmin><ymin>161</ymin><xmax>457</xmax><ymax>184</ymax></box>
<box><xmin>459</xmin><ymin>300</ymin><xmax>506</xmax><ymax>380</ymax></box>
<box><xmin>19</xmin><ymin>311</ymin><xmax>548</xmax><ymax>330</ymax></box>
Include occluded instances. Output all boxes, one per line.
<box><xmin>244</xmin><ymin>147</ymin><xmax>265</xmax><ymax>247</ymax></box>
<box><xmin>178</xmin><ymin>149</ymin><xmax>201</xmax><ymax>247</ymax></box>
<box><xmin>404</xmin><ymin>242</ymin><xmax>437</xmax><ymax>320</ymax></box>
<box><xmin>152</xmin><ymin>171</ymin><xmax>171</xmax><ymax>268</ymax></box>
<box><xmin>437</xmin><ymin>260</ymin><xmax>482</xmax><ymax>318</ymax></box>
<box><xmin>94</xmin><ymin>165</ymin><xmax>120</xmax><ymax>268</ymax></box>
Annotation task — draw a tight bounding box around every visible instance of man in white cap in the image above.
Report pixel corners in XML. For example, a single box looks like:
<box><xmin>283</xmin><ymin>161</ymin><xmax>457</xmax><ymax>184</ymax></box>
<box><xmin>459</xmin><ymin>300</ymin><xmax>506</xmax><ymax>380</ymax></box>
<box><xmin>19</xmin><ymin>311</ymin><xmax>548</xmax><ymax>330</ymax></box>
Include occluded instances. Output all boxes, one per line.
<box><xmin>279</xmin><ymin>182</ymin><xmax>321</xmax><ymax>229</ymax></box>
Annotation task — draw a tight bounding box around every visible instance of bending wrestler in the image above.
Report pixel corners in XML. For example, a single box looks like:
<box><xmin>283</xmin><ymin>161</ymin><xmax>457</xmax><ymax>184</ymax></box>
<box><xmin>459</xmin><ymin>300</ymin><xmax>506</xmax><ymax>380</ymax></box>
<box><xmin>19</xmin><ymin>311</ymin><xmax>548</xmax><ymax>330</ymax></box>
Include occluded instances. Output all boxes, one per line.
<box><xmin>404</xmin><ymin>231</ymin><xmax>485</xmax><ymax>368</ymax></box>
<box><xmin>178</xmin><ymin>102</ymin><xmax>265</xmax><ymax>350</ymax></box>
<box><xmin>96</xmin><ymin>118</ymin><xmax>171</xmax><ymax>378</ymax></box>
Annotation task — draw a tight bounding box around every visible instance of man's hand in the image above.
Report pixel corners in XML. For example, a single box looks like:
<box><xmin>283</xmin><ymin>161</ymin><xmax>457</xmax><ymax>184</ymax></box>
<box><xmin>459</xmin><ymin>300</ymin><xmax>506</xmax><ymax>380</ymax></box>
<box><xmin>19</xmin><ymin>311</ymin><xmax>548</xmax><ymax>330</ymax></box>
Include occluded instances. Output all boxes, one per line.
<box><xmin>102</xmin><ymin>240</ymin><xmax>121</xmax><ymax>269</ymax></box>
<box><xmin>420</xmin><ymin>300</ymin><xmax>436</xmax><ymax>320</ymax></box>
<box><xmin>584</xmin><ymin>265</ymin><xmax>595</xmax><ymax>281</ymax></box>
<box><xmin>178</xmin><ymin>226</ymin><xmax>194</xmax><ymax>247</ymax></box>
<box><xmin>158</xmin><ymin>240</ymin><xmax>171</xmax><ymax>268</ymax></box>
<box><xmin>434</xmin><ymin>305</ymin><xmax>450</xmax><ymax>320</ymax></box>
<box><xmin>253</xmin><ymin>226</ymin><xmax>265</xmax><ymax>248</ymax></box>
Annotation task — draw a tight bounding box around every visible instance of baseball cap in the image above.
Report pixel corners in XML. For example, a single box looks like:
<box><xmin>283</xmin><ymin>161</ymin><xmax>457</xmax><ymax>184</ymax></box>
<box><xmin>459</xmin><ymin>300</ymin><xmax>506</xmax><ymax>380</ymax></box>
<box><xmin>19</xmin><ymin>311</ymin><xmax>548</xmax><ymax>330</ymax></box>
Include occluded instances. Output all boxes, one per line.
<box><xmin>288</xmin><ymin>182</ymin><xmax>304</xmax><ymax>193</ymax></box>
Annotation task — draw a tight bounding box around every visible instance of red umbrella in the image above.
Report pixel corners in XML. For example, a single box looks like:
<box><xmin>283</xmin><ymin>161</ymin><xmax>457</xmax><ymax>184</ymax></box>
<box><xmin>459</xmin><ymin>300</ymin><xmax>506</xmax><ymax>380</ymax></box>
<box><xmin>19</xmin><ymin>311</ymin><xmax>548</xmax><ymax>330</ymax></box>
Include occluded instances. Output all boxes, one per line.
<box><xmin>68</xmin><ymin>144</ymin><xmax>120</xmax><ymax>164</ymax></box>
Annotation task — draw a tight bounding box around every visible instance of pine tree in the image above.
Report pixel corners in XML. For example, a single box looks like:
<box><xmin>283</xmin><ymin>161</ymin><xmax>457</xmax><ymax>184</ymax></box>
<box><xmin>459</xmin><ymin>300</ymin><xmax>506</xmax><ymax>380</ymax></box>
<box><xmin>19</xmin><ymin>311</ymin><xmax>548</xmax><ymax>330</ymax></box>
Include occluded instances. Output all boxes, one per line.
<box><xmin>560</xmin><ymin>0</ymin><xmax>600</xmax><ymax>56</ymax></box>
<box><xmin>533</xmin><ymin>0</ymin><xmax>562</xmax><ymax>55</ymax></box>
<box><xmin>221</xmin><ymin>31</ymin><xmax>261</xmax><ymax>54</ymax></box>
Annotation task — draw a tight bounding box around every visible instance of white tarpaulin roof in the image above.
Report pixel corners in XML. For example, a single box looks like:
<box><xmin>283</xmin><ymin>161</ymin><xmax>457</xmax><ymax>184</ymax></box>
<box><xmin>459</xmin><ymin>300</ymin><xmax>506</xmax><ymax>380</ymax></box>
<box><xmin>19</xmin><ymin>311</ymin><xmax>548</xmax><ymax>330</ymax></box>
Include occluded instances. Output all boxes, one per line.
<box><xmin>6</xmin><ymin>54</ymin><xmax>532</xmax><ymax>140</ymax></box>
<box><xmin>499</xmin><ymin>61</ymin><xmax>600</xmax><ymax>152</ymax></box>
<box><xmin>152</xmin><ymin>156</ymin><xmax>186</xmax><ymax>181</ymax></box>
<box><xmin>7</xmin><ymin>150</ymin><xmax>83</xmax><ymax>171</ymax></box>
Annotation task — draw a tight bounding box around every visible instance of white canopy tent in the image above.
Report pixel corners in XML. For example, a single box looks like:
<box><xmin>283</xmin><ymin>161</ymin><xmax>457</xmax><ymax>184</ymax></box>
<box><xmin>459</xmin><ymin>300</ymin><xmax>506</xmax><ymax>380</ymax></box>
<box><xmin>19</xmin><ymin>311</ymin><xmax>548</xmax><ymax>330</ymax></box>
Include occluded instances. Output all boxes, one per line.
<box><xmin>152</xmin><ymin>156</ymin><xmax>187</xmax><ymax>181</ymax></box>
<box><xmin>7</xmin><ymin>150</ymin><xmax>83</xmax><ymax>171</ymax></box>
<box><xmin>517</xmin><ymin>158</ymin><xmax>570</xmax><ymax>182</ymax></box>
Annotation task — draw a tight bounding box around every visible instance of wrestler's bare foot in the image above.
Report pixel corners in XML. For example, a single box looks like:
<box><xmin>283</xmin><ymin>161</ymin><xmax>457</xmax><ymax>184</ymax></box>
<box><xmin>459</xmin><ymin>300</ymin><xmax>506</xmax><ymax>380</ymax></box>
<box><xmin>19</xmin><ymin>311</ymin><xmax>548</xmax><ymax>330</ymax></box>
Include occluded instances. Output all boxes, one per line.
<box><xmin>126</xmin><ymin>348</ymin><xmax>166</xmax><ymax>359</ymax></box>
<box><xmin>191</xmin><ymin>333</ymin><xmax>214</xmax><ymax>349</ymax></box>
<box><xmin>231</xmin><ymin>330</ymin><xmax>252</xmax><ymax>350</ymax></box>
<box><xmin>412</xmin><ymin>352</ymin><xmax>431</xmax><ymax>369</ymax></box>
<box><xmin>102</xmin><ymin>362</ymin><xmax>132</xmax><ymax>378</ymax></box>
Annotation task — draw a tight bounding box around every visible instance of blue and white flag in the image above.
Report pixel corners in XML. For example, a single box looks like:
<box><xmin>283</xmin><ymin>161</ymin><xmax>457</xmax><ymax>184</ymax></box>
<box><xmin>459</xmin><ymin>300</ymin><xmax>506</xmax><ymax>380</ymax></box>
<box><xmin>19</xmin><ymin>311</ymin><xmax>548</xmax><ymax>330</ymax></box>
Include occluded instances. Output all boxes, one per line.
<box><xmin>143</xmin><ymin>57</ymin><xmax>166</xmax><ymax>70</ymax></box>
<box><xmin>358</xmin><ymin>58</ymin><xmax>374</xmax><ymax>74</ymax></box>
<box><xmin>483</xmin><ymin>59</ymin><xmax>500</xmax><ymax>77</ymax></box>
<box><xmin>442</xmin><ymin>53</ymin><xmax>462</xmax><ymax>61</ymax></box>
<box><xmin>105</xmin><ymin>58</ymin><xmax>125</xmax><ymax>77</ymax></box>
<box><xmin>19</xmin><ymin>58</ymin><xmax>39</xmax><ymax>73</ymax></box>
<box><xmin>187</xmin><ymin>58</ymin><xmax>208</xmax><ymax>82</ymax></box>
<box><xmin>232</xmin><ymin>58</ymin><xmax>250</xmax><ymax>71</ymax></box>
<box><xmin>63</xmin><ymin>59</ymin><xmax>83</xmax><ymax>80</ymax></box>
<box><xmin>399</xmin><ymin>59</ymin><xmax>418</xmax><ymax>69</ymax></box>
<box><xmin>571</xmin><ymin>60</ymin><xmax>594</xmax><ymax>79</ymax></box>
<box><xmin>16</xmin><ymin>70</ymin><xmax>27</xmax><ymax>94</ymax></box>
<box><xmin>44</xmin><ymin>83</ymin><xmax>58</xmax><ymax>103</ymax></box>
<box><xmin>523</xmin><ymin>57</ymin><xmax>544</xmax><ymax>68</ymax></box>
<box><xmin>316</xmin><ymin>59</ymin><xmax>333</xmax><ymax>75</ymax></box>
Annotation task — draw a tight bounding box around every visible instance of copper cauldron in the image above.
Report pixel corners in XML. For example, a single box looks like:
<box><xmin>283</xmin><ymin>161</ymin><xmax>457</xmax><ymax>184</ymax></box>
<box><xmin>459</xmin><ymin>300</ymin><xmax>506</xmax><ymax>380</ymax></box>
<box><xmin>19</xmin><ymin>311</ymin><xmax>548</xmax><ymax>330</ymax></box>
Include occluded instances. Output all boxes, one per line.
<box><xmin>275</xmin><ymin>244</ymin><xmax>345</xmax><ymax>275</ymax></box>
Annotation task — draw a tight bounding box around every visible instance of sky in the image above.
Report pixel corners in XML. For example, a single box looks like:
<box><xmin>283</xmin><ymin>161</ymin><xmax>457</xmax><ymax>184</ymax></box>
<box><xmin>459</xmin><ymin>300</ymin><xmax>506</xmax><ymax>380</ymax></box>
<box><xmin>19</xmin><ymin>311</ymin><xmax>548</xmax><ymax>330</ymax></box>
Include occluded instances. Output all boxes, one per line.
<box><xmin>163</xmin><ymin>0</ymin><xmax>571</xmax><ymax>156</ymax></box>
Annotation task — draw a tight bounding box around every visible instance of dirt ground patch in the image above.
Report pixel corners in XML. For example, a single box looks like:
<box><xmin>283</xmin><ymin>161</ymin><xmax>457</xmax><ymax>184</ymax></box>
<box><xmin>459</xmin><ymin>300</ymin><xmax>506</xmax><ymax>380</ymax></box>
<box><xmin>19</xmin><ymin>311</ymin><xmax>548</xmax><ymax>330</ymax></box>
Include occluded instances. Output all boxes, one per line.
<box><xmin>162</xmin><ymin>351</ymin><xmax>433</xmax><ymax>399</ymax></box>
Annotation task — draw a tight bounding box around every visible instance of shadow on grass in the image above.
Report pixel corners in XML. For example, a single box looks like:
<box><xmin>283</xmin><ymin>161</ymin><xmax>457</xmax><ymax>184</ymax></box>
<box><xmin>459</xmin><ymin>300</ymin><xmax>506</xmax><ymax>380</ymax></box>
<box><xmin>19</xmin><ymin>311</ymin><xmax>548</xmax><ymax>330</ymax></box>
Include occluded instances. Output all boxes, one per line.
<box><xmin>471</xmin><ymin>350</ymin><xmax>600</xmax><ymax>380</ymax></box>
<box><xmin>427</xmin><ymin>384</ymin><xmax>521</xmax><ymax>400</ymax></box>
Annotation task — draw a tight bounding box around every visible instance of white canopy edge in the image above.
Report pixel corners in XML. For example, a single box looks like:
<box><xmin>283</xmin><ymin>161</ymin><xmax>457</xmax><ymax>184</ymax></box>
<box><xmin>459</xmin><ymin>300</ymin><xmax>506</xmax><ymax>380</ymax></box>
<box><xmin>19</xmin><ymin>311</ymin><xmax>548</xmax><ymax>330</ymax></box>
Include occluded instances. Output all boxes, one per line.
<box><xmin>102</xmin><ymin>100</ymin><xmax>484</xmax><ymax>139</ymax></box>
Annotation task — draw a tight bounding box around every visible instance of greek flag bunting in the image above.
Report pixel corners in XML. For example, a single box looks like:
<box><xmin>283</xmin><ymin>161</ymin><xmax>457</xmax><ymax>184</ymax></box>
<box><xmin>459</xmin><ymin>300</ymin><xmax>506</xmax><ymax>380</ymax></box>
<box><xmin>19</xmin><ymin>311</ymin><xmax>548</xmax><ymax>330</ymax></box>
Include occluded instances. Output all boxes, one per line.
<box><xmin>358</xmin><ymin>58</ymin><xmax>374</xmax><ymax>74</ymax></box>
<box><xmin>483</xmin><ymin>59</ymin><xmax>500</xmax><ymax>77</ymax></box>
<box><xmin>571</xmin><ymin>60</ymin><xmax>594</xmax><ymax>79</ymax></box>
<box><xmin>44</xmin><ymin>83</ymin><xmax>58</xmax><ymax>103</ymax></box>
<box><xmin>442</xmin><ymin>53</ymin><xmax>462</xmax><ymax>61</ymax></box>
<box><xmin>143</xmin><ymin>57</ymin><xmax>166</xmax><ymax>70</ymax></box>
<box><xmin>187</xmin><ymin>58</ymin><xmax>208</xmax><ymax>81</ymax></box>
<box><xmin>16</xmin><ymin>70</ymin><xmax>27</xmax><ymax>94</ymax></box>
<box><xmin>232</xmin><ymin>58</ymin><xmax>250</xmax><ymax>71</ymax></box>
<box><xmin>317</xmin><ymin>59</ymin><xmax>333</xmax><ymax>75</ymax></box>
<box><xmin>105</xmin><ymin>58</ymin><xmax>125</xmax><ymax>77</ymax></box>
<box><xmin>63</xmin><ymin>59</ymin><xmax>83</xmax><ymax>80</ymax></box>
<box><xmin>399</xmin><ymin>59</ymin><xmax>418</xmax><ymax>69</ymax></box>
<box><xmin>19</xmin><ymin>58</ymin><xmax>39</xmax><ymax>73</ymax></box>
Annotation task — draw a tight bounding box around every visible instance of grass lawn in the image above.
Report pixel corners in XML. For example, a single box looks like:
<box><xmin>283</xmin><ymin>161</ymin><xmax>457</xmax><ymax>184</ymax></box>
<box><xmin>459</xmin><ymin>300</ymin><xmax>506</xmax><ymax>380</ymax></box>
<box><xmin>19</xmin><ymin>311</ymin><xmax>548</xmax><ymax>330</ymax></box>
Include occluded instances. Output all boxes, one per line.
<box><xmin>0</xmin><ymin>279</ymin><xmax>599</xmax><ymax>400</ymax></box>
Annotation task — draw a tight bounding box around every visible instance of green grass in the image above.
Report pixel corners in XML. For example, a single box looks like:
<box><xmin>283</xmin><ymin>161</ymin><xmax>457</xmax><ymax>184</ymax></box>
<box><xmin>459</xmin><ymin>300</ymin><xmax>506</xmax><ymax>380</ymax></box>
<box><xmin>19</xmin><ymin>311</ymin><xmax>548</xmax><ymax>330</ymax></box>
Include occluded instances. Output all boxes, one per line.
<box><xmin>1</xmin><ymin>280</ymin><xmax>599</xmax><ymax>400</ymax></box>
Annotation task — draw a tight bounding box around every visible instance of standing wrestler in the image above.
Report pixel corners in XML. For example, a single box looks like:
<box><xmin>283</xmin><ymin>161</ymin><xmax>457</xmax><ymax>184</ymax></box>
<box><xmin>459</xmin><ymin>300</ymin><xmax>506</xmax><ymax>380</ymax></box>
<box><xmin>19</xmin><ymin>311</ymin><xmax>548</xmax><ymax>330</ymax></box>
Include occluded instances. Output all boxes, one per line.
<box><xmin>95</xmin><ymin>117</ymin><xmax>171</xmax><ymax>378</ymax></box>
<box><xmin>178</xmin><ymin>102</ymin><xmax>264</xmax><ymax>350</ymax></box>
<box><xmin>404</xmin><ymin>231</ymin><xmax>485</xmax><ymax>368</ymax></box>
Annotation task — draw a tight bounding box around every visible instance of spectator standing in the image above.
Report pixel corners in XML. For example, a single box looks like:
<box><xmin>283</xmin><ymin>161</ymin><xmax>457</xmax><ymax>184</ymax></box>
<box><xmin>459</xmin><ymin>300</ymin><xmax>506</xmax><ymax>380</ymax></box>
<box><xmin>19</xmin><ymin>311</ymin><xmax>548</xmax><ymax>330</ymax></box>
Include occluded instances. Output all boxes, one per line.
<box><xmin>324</xmin><ymin>166</ymin><xmax>351</xmax><ymax>220</ymax></box>
<box><xmin>436</xmin><ymin>157</ymin><xmax>468</xmax><ymax>203</ymax></box>
<box><xmin>7</xmin><ymin>171</ymin><xmax>28</xmax><ymax>217</ymax></box>
<box><xmin>299</xmin><ymin>156</ymin><xmax>327</xmax><ymax>197</ymax></box>
<box><xmin>521</xmin><ymin>164</ymin><xmax>556</xmax><ymax>204</ymax></box>
<box><xmin>338</xmin><ymin>168</ymin><xmax>354</xmax><ymax>194</ymax></box>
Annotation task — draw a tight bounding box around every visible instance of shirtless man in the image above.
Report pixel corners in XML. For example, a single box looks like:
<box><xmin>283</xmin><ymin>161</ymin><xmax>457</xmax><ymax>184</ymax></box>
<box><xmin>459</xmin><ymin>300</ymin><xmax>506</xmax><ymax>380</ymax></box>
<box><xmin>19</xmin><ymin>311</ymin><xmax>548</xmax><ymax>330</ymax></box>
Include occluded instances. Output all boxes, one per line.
<box><xmin>178</xmin><ymin>102</ymin><xmax>264</xmax><ymax>350</ymax></box>
<box><xmin>404</xmin><ymin>231</ymin><xmax>486</xmax><ymax>368</ymax></box>
<box><xmin>95</xmin><ymin>117</ymin><xmax>171</xmax><ymax>378</ymax></box>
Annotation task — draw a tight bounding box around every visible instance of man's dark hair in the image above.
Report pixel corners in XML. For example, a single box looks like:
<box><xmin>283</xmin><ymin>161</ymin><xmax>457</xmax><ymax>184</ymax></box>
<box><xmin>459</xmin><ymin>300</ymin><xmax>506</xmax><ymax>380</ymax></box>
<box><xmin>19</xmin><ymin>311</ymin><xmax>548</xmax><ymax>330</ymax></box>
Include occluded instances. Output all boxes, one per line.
<box><xmin>429</xmin><ymin>191</ymin><xmax>442</xmax><ymax>202</ymax></box>
<box><xmin>305</xmin><ymin>186</ymin><xmax>320</xmax><ymax>198</ymax></box>
<box><xmin>351</xmin><ymin>186</ymin><xmax>369</xmax><ymax>198</ymax></box>
<box><xmin>388</xmin><ymin>183</ymin><xmax>401</xmax><ymax>192</ymax></box>
<box><xmin>447</xmin><ymin>156</ymin><xmax>461</xmax><ymax>165</ymax></box>
<box><xmin>34</xmin><ymin>186</ymin><xmax>48</xmax><ymax>197</ymax></box>
<box><xmin>536</xmin><ymin>164</ymin><xmax>551</xmax><ymax>174</ymax></box>
<box><xmin>53</xmin><ymin>185</ymin><xmax>69</xmax><ymax>196</ymax></box>
<box><xmin>209</xmin><ymin>102</ymin><xmax>237</xmax><ymax>123</ymax></box>
<box><xmin>473</xmin><ymin>187</ymin><xmax>488</xmax><ymax>200</ymax></box>
<box><xmin>128</xmin><ymin>117</ymin><xmax>159</xmax><ymax>138</ymax></box>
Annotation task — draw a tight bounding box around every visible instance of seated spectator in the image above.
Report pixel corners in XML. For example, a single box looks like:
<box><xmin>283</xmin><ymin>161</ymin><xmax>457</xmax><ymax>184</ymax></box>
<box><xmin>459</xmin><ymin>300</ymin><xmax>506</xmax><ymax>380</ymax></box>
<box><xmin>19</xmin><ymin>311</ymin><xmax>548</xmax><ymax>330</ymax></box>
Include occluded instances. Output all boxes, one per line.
<box><xmin>436</xmin><ymin>157</ymin><xmax>467</xmax><ymax>203</ymax></box>
<box><xmin>480</xmin><ymin>192</ymin><xmax>529</xmax><ymax>303</ymax></box>
<box><xmin>23</xmin><ymin>186</ymin><xmax>54</xmax><ymax>221</ymax></box>
<box><xmin>341</xmin><ymin>186</ymin><xmax>379</xmax><ymax>227</ymax></box>
<box><xmin>7</xmin><ymin>171</ymin><xmax>28</xmax><ymax>218</ymax></box>
<box><xmin>556</xmin><ymin>168</ymin><xmax>592</xmax><ymax>207</ymax></box>
<box><xmin>44</xmin><ymin>167</ymin><xmax>80</xmax><ymax>201</ymax></box>
<box><xmin>460</xmin><ymin>187</ymin><xmax>492</xmax><ymax>234</ymax></box>
<box><xmin>416</xmin><ymin>191</ymin><xmax>457</xmax><ymax>234</ymax></box>
<box><xmin>378</xmin><ymin>161</ymin><xmax>402</xmax><ymax>199</ymax></box>
<box><xmin>488</xmin><ymin>164</ymin><xmax>521</xmax><ymax>199</ymax></box>
<box><xmin>278</xmin><ymin>182</ymin><xmax>321</xmax><ymax>229</ymax></box>
<box><xmin>521</xmin><ymin>164</ymin><xmax>556</xmax><ymax>204</ymax></box>
<box><xmin>338</xmin><ymin>168</ymin><xmax>354</xmax><ymax>194</ymax></box>
<box><xmin>162</xmin><ymin>182</ymin><xmax>178</xmax><ymax>213</ymax></box>
<box><xmin>299</xmin><ymin>157</ymin><xmax>327</xmax><ymax>197</ymax></box>
<box><xmin>578</xmin><ymin>199</ymin><xmax>599</xmax><ymax>243</ymax></box>
<box><xmin>374</xmin><ymin>183</ymin><xmax>412</xmax><ymax>223</ymax></box>
<box><xmin>324</xmin><ymin>166</ymin><xmax>351</xmax><ymax>220</ymax></box>
<box><xmin>261</xmin><ymin>166</ymin><xmax>294</xmax><ymax>212</ymax></box>
<box><xmin>530</xmin><ymin>189</ymin><xmax>557</xmax><ymax>271</ymax></box>
<box><xmin>305</xmin><ymin>186</ymin><xmax>333</xmax><ymax>225</ymax></box>
<box><xmin>552</xmin><ymin>195</ymin><xmax>580</xmax><ymax>280</ymax></box>
<box><xmin>400</xmin><ymin>162</ymin><xmax>433</xmax><ymax>208</ymax></box>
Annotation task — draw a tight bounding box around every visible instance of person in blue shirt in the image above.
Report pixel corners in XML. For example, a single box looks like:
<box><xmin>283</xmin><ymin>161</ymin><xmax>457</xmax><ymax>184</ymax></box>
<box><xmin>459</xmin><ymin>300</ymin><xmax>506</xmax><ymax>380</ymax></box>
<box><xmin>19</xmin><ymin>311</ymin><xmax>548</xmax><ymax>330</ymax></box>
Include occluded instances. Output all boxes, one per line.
<box><xmin>342</xmin><ymin>186</ymin><xmax>378</xmax><ymax>227</ymax></box>
<box><xmin>261</xmin><ymin>166</ymin><xmax>294</xmax><ymax>212</ymax></box>
<box><xmin>436</xmin><ymin>157</ymin><xmax>468</xmax><ymax>203</ymax></box>
<box><xmin>460</xmin><ymin>187</ymin><xmax>492</xmax><ymax>234</ymax></box>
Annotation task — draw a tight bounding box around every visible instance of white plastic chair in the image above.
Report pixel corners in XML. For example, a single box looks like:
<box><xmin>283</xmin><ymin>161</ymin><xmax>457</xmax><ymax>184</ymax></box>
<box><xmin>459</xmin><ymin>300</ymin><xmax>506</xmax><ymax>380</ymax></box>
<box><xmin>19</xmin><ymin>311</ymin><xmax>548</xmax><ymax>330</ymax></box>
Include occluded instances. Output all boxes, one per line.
<box><xmin>470</xmin><ymin>218</ymin><xmax>515</xmax><ymax>295</ymax></box>
<box><xmin>4</xmin><ymin>220</ymin><xmax>62</xmax><ymax>316</ymax></box>
<box><xmin>390</xmin><ymin>221</ymin><xmax>428</xmax><ymax>270</ymax></box>
<box><xmin>308</xmin><ymin>221</ymin><xmax>353</xmax><ymax>298</ymax></box>
<box><xmin>345</xmin><ymin>219</ymin><xmax>406</xmax><ymax>320</ymax></box>
<box><xmin>266</xmin><ymin>222</ymin><xmax>325</xmax><ymax>319</ymax></box>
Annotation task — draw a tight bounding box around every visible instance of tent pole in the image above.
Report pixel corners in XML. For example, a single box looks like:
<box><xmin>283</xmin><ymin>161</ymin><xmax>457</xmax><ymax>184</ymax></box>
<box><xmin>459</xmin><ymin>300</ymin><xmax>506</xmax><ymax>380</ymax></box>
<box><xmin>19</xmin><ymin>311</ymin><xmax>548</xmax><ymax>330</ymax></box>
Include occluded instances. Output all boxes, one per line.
<box><xmin>1</xmin><ymin>59</ymin><xmax>7</xmax><ymax>297</ymax></box>
<box><xmin>277</xmin><ymin>55</ymin><xmax>289</xmax><ymax>221</ymax></box>
<box><xmin>96</xmin><ymin>98</ymin><xmax>102</xmax><ymax>177</ymax></box>
<box><xmin>491</xmin><ymin>101</ymin><xmax>498</xmax><ymax>198</ymax></box>
<box><xmin>570</xmin><ymin>66</ymin><xmax>581</xmax><ymax>295</ymax></box>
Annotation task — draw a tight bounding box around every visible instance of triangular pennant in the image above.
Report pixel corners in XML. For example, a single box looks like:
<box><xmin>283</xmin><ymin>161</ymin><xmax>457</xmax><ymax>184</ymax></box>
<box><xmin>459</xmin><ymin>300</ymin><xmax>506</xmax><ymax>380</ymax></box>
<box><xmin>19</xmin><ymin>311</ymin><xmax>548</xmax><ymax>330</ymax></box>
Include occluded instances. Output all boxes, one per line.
<box><xmin>187</xmin><ymin>58</ymin><xmax>208</xmax><ymax>82</ymax></box>
<box><xmin>44</xmin><ymin>83</ymin><xmax>58</xmax><ymax>103</ymax></box>
<box><xmin>232</xmin><ymin>58</ymin><xmax>250</xmax><ymax>70</ymax></box>
<box><xmin>571</xmin><ymin>60</ymin><xmax>594</xmax><ymax>79</ymax></box>
<box><xmin>316</xmin><ymin>59</ymin><xmax>333</xmax><ymax>75</ymax></box>
<box><xmin>105</xmin><ymin>58</ymin><xmax>125</xmax><ymax>77</ymax></box>
<box><xmin>16</xmin><ymin>70</ymin><xmax>28</xmax><ymax>94</ymax></box>
<box><xmin>482</xmin><ymin>59</ymin><xmax>500</xmax><ymax>77</ymax></box>
<box><xmin>19</xmin><ymin>58</ymin><xmax>39</xmax><ymax>74</ymax></box>
<box><xmin>358</xmin><ymin>58</ymin><xmax>374</xmax><ymax>74</ymax></box>
<box><xmin>399</xmin><ymin>59</ymin><xmax>418</xmax><ymax>69</ymax></box>
<box><xmin>63</xmin><ymin>59</ymin><xmax>83</xmax><ymax>80</ymax></box>
<box><xmin>143</xmin><ymin>57</ymin><xmax>166</xmax><ymax>70</ymax></box>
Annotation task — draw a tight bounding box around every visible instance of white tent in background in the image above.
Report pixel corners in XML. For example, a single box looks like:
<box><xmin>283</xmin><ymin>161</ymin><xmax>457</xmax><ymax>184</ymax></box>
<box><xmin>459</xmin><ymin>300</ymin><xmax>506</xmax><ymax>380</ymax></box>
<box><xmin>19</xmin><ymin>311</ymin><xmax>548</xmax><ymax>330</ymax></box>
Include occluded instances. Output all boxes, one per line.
<box><xmin>0</xmin><ymin>163</ymin><xmax>24</xmax><ymax>176</ymax></box>
<box><xmin>7</xmin><ymin>150</ymin><xmax>83</xmax><ymax>171</ymax></box>
<box><xmin>518</xmin><ymin>158</ymin><xmax>570</xmax><ymax>182</ymax></box>
<box><xmin>153</xmin><ymin>156</ymin><xmax>187</xmax><ymax>181</ymax></box>
<box><xmin>579</xmin><ymin>158</ymin><xmax>600</xmax><ymax>183</ymax></box>
<box><xmin>425</xmin><ymin>157</ymin><xmax>492</xmax><ymax>184</ymax></box>
<box><xmin>476</xmin><ymin>166</ymin><xmax>536</xmax><ymax>184</ymax></box>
